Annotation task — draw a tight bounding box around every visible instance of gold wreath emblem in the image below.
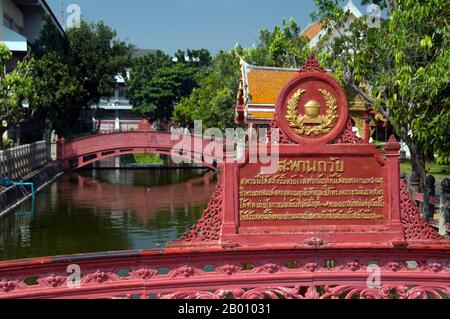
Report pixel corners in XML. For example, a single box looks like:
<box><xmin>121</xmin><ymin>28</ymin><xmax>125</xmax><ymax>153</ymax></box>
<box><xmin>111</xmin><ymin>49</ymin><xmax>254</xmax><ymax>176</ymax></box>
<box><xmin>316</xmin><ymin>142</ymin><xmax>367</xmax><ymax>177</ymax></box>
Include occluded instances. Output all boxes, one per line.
<box><xmin>286</xmin><ymin>89</ymin><xmax>338</xmax><ymax>136</ymax></box>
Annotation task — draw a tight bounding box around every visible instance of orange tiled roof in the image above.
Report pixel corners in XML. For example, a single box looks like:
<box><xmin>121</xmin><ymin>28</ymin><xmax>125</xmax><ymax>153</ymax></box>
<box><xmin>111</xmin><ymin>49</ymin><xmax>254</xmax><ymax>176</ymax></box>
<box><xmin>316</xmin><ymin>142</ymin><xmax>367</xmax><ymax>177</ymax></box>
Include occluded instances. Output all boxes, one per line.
<box><xmin>247</xmin><ymin>68</ymin><xmax>298</xmax><ymax>105</ymax></box>
<box><xmin>301</xmin><ymin>21</ymin><xmax>324</xmax><ymax>41</ymax></box>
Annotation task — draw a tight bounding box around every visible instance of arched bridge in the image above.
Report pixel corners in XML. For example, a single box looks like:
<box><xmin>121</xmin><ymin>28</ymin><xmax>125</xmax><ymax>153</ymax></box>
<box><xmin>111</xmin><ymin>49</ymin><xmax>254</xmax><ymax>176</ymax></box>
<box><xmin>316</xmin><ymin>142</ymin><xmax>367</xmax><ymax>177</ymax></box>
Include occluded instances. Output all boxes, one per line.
<box><xmin>57</xmin><ymin>131</ymin><xmax>233</xmax><ymax>170</ymax></box>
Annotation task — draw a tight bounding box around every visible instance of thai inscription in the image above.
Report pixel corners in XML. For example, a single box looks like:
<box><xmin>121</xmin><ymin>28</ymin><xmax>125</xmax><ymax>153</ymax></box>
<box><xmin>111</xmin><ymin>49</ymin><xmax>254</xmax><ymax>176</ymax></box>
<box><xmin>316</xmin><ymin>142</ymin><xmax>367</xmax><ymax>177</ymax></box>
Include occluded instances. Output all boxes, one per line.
<box><xmin>239</xmin><ymin>157</ymin><xmax>386</xmax><ymax>225</ymax></box>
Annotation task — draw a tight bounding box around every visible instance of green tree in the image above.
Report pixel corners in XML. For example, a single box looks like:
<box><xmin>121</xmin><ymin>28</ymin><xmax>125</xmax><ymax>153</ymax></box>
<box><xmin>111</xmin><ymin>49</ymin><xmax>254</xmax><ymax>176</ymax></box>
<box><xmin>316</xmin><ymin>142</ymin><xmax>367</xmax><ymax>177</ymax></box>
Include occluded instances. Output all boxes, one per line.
<box><xmin>0</xmin><ymin>44</ymin><xmax>35</xmax><ymax>149</ymax></box>
<box><xmin>312</xmin><ymin>0</ymin><xmax>450</xmax><ymax>193</ymax></box>
<box><xmin>127</xmin><ymin>50</ymin><xmax>203</xmax><ymax>120</ymax></box>
<box><xmin>173</xmin><ymin>50</ymin><xmax>241</xmax><ymax>129</ymax></box>
<box><xmin>30</xmin><ymin>19</ymin><xmax>133</xmax><ymax>137</ymax></box>
<box><xmin>173</xmin><ymin>18</ymin><xmax>310</xmax><ymax>129</ymax></box>
<box><xmin>65</xmin><ymin>21</ymin><xmax>133</xmax><ymax>107</ymax></box>
<box><xmin>244</xmin><ymin>17</ymin><xmax>310</xmax><ymax>68</ymax></box>
<box><xmin>30</xmin><ymin>52</ymin><xmax>85</xmax><ymax>135</ymax></box>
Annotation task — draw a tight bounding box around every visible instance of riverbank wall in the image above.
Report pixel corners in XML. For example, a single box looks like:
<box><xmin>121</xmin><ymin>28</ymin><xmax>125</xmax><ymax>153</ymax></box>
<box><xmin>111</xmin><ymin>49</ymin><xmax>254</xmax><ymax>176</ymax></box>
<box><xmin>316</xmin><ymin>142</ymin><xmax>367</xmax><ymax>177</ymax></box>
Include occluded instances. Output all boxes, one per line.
<box><xmin>0</xmin><ymin>162</ymin><xmax>63</xmax><ymax>217</ymax></box>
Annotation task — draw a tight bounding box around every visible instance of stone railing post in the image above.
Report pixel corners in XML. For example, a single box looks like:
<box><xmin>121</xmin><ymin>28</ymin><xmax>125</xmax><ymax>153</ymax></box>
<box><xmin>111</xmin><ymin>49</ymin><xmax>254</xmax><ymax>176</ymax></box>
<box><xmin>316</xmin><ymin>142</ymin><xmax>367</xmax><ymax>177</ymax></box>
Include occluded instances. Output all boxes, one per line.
<box><xmin>56</xmin><ymin>138</ymin><xmax>65</xmax><ymax>162</ymax></box>
<box><xmin>0</xmin><ymin>149</ymin><xmax>4</xmax><ymax>178</ymax></box>
<box><xmin>423</xmin><ymin>175</ymin><xmax>436</xmax><ymax>219</ymax></box>
<box><xmin>4</xmin><ymin>148</ymin><xmax>10</xmax><ymax>179</ymax></box>
<box><xmin>409</xmin><ymin>171</ymin><xmax>420</xmax><ymax>207</ymax></box>
<box><xmin>384</xmin><ymin>135</ymin><xmax>402</xmax><ymax>230</ymax></box>
<box><xmin>25</xmin><ymin>143</ymin><xmax>31</xmax><ymax>175</ymax></box>
<box><xmin>439</xmin><ymin>178</ymin><xmax>450</xmax><ymax>236</ymax></box>
<box><xmin>46</xmin><ymin>139</ymin><xmax>51</xmax><ymax>162</ymax></box>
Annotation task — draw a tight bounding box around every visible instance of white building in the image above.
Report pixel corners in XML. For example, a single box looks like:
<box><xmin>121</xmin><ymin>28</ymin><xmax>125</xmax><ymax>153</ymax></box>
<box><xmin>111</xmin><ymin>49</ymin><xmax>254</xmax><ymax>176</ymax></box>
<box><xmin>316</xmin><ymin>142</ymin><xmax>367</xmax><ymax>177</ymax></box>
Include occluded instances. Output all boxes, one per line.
<box><xmin>0</xmin><ymin>0</ymin><xmax>65</xmax><ymax>72</ymax></box>
<box><xmin>301</xmin><ymin>0</ymin><xmax>363</xmax><ymax>49</ymax></box>
<box><xmin>91</xmin><ymin>49</ymin><xmax>156</xmax><ymax>134</ymax></box>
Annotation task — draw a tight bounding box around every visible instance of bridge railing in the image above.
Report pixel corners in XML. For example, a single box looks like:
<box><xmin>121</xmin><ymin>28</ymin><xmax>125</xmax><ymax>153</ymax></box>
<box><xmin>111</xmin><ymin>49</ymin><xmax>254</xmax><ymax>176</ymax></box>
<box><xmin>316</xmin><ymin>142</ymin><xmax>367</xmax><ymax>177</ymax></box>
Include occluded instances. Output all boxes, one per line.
<box><xmin>0</xmin><ymin>141</ymin><xmax>52</xmax><ymax>180</ymax></box>
<box><xmin>57</xmin><ymin>131</ymin><xmax>236</xmax><ymax>169</ymax></box>
<box><xmin>0</xmin><ymin>247</ymin><xmax>449</xmax><ymax>299</ymax></box>
<box><xmin>407</xmin><ymin>175</ymin><xmax>450</xmax><ymax>236</ymax></box>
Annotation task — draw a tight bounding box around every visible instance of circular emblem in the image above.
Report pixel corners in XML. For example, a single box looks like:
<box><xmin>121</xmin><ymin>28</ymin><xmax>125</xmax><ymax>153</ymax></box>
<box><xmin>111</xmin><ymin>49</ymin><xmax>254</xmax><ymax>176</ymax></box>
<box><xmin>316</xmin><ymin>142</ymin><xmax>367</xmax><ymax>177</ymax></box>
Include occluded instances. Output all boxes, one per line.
<box><xmin>275</xmin><ymin>72</ymin><xmax>348</xmax><ymax>144</ymax></box>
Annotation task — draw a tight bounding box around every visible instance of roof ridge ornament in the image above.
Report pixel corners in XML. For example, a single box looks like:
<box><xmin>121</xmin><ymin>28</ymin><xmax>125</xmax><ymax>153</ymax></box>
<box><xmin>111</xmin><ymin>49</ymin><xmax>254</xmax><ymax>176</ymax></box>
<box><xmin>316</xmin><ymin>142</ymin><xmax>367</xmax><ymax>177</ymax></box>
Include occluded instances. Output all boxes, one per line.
<box><xmin>299</xmin><ymin>54</ymin><xmax>326</xmax><ymax>73</ymax></box>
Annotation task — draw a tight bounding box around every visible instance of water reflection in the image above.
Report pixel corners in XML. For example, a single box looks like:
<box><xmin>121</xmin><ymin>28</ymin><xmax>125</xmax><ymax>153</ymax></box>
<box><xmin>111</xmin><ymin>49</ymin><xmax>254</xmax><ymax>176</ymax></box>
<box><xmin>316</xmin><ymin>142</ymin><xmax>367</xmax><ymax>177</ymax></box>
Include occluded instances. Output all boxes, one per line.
<box><xmin>0</xmin><ymin>169</ymin><xmax>217</xmax><ymax>261</ymax></box>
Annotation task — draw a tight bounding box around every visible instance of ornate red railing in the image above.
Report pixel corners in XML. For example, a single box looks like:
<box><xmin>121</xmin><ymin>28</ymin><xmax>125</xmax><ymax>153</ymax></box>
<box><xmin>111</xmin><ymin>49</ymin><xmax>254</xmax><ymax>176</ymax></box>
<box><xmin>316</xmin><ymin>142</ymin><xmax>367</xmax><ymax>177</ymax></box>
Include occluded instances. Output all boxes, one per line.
<box><xmin>4</xmin><ymin>57</ymin><xmax>449</xmax><ymax>300</ymax></box>
<box><xmin>0</xmin><ymin>247</ymin><xmax>449</xmax><ymax>299</ymax></box>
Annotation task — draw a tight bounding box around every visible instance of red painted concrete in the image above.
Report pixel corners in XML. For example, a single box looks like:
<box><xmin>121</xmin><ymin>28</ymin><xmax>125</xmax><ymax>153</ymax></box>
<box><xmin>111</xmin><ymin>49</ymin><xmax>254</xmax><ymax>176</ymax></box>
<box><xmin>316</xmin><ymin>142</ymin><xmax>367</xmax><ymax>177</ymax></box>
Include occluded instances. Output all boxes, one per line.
<box><xmin>1</xmin><ymin>56</ymin><xmax>448</xmax><ymax>299</ymax></box>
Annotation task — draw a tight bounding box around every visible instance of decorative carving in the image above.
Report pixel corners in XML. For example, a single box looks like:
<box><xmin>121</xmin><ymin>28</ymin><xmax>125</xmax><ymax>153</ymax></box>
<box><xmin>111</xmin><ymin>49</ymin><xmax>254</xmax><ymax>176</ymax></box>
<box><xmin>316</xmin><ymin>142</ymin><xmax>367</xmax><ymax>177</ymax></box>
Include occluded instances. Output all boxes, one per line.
<box><xmin>0</xmin><ymin>280</ymin><xmax>16</xmax><ymax>293</ymax></box>
<box><xmin>304</xmin><ymin>237</ymin><xmax>324</xmax><ymax>248</ymax></box>
<box><xmin>157</xmin><ymin>285</ymin><xmax>450</xmax><ymax>299</ymax></box>
<box><xmin>286</xmin><ymin>89</ymin><xmax>306</xmax><ymax>130</ymax></box>
<box><xmin>286</xmin><ymin>89</ymin><xmax>338</xmax><ymax>136</ymax></box>
<box><xmin>41</xmin><ymin>274</ymin><xmax>66</xmax><ymax>288</ymax></box>
<box><xmin>400</xmin><ymin>180</ymin><xmax>442</xmax><ymax>241</ymax></box>
<box><xmin>427</xmin><ymin>263</ymin><xmax>443</xmax><ymax>273</ymax></box>
<box><xmin>169</xmin><ymin>266</ymin><xmax>200</xmax><ymax>278</ymax></box>
<box><xmin>269</xmin><ymin>119</ymin><xmax>294</xmax><ymax>144</ymax></box>
<box><xmin>133</xmin><ymin>268</ymin><xmax>157</xmax><ymax>280</ymax></box>
<box><xmin>336</xmin><ymin>120</ymin><xmax>365</xmax><ymax>144</ymax></box>
<box><xmin>385</xmin><ymin>135</ymin><xmax>401</xmax><ymax>152</ymax></box>
<box><xmin>85</xmin><ymin>270</ymin><xmax>112</xmax><ymax>284</ymax></box>
<box><xmin>346</xmin><ymin>261</ymin><xmax>362</xmax><ymax>272</ymax></box>
<box><xmin>216</xmin><ymin>264</ymin><xmax>241</xmax><ymax>276</ymax></box>
<box><xmin>299</xmin><ymin>54</ymin><xmax>326</xmax><ymax>73</ymax></box>
<box><xmin>386</xmin><ymin>262</ymin><xmax>405</xmax><ymax>272</ymax></box>
<box><xmin>304</xmin><ymin>263</ymin><xmax>320</xmax><ymax>272</ymax></box>
<box><xmin>173</xmin><ymin>182</ymin><xmax>223</xmax><ymax>244</ymax></box>
<box><xmin>305</xmin><ymin>286</ymin><xmax>321</xmax><ymax>299</ymax></box>
<box><xmin>0</xmin><ymin>253</ymin><xmax>449</xmax><ymax>299</ymax></box>
<box><xmin>397</xmin><ymin>286</ymin><xmax>450</xmax><ymax>299</ymax></box>
<box><xmin>254</xmin><ymin>263</ymin><xmax>281</xmax><ymax>274</ymax></box>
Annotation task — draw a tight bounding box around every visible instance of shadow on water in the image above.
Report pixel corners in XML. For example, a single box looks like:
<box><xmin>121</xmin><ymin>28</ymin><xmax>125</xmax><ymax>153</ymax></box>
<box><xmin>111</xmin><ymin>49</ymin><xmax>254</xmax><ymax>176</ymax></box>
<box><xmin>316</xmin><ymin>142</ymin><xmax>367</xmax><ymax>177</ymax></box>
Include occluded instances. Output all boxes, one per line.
<box><xmin>0</xmin><ymin>169</ymin><xmax>217</xmax><ymax>261</ymax></box>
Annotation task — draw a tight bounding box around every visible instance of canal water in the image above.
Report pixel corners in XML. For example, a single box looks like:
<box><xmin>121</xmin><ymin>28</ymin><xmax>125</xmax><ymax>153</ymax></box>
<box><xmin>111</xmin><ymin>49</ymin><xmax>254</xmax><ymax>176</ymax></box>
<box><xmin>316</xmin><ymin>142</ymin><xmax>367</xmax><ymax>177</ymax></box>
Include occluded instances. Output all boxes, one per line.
<box><xmin>0</xmin><ymin>169</ymin><xmax>218</xmax><ymax>261</ymax></box>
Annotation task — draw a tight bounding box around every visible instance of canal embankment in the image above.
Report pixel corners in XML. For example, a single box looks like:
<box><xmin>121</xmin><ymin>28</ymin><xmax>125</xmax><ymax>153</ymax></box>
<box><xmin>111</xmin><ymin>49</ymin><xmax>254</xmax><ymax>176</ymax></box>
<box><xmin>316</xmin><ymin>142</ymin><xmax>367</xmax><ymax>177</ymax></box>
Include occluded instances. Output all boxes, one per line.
<box><xmin>0</xmin><ymin>140</ymin><xmax>63</xmax><ymax>216</ymax></box>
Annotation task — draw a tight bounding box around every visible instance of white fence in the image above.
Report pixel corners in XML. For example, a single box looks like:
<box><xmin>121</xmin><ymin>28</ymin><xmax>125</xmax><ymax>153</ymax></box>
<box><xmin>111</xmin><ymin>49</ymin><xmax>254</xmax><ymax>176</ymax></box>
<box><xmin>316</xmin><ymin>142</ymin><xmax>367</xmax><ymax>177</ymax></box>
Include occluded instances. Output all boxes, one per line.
<box><xmin>0</xmin><ymin>141</ymin><xmax>52</xmax><ymax>180</ymax></box>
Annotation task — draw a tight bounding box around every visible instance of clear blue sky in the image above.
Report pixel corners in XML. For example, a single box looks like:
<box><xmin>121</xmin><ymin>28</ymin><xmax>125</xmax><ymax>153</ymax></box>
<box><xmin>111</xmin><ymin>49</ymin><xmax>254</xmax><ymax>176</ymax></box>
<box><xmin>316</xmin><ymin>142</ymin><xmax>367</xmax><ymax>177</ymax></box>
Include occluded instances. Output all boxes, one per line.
<box><xmin>47</xmin><ymin>0</ymin><xmax>367</xmax><ymax>55</ymax></box>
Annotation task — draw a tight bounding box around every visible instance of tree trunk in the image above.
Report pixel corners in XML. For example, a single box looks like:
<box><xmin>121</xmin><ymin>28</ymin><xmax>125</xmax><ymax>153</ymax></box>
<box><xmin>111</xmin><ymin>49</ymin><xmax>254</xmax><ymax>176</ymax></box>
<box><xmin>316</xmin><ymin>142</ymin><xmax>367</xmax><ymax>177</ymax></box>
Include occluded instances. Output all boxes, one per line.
<box><xmin>0</xmin><ymin>127</ymin><xmax>5</xmax><ymax>150</ymax></box>
<box><xmin>426</xmin><ymin>147</ymin><xmax>435</xmax><ymax>162</ymax></box>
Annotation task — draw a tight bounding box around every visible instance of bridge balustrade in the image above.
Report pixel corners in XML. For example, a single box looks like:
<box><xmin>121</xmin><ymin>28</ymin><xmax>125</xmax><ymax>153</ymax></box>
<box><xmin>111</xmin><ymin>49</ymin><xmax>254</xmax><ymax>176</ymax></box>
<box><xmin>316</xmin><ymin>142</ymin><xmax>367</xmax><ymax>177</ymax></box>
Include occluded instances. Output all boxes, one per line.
<box><xmin>0</xmin><ymin>141</ymin><xmax>51</xmax><ymax>180</ymax></box>
<box><xmin>0</xmin><ymin>247</ymin><xmax>448</xmax><ymax>299</ymax></box>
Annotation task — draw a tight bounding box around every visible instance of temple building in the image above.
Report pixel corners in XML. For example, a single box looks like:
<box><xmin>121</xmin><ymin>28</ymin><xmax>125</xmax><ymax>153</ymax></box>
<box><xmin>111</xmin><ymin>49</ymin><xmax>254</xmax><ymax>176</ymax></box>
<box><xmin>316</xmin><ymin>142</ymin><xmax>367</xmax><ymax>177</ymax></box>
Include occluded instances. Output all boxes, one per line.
<box><xmin>235</xmin><ymin>59</ymin><xmax>391</xmax><ymax>143</ymax></box>
<box><xmin>235</xmin><ymin>0</ymin><xmax>391</xmax><ymax>143</ymax></box>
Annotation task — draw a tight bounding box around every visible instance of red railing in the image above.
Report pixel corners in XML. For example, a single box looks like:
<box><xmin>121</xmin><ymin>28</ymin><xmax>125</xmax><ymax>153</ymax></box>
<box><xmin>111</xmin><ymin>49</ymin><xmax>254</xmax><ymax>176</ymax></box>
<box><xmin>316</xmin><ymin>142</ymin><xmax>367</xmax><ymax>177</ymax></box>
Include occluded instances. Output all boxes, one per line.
<box><xmin>0</xmin><ymin>247</ymin><xmax>449</xmax><ymax>299</ymax></box>
<box><xmin>414</xmin><ymin>192</ymin><xmax>450</xmax><ymax>233</ymax></box>
<box><xmin>414</xmin><ymin>193</ymin><xmax>450</xmax><ymax>209</ymax></box>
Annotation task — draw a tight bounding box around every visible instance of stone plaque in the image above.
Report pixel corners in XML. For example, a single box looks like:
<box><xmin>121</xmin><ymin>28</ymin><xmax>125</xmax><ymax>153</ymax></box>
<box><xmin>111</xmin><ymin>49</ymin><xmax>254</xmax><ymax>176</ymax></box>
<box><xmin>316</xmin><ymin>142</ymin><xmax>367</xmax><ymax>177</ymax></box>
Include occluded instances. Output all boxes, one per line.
<box><xmin>238</xmin><ymin>155</ymin><xmax>386</xmax><ymax>228</ymax></box>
